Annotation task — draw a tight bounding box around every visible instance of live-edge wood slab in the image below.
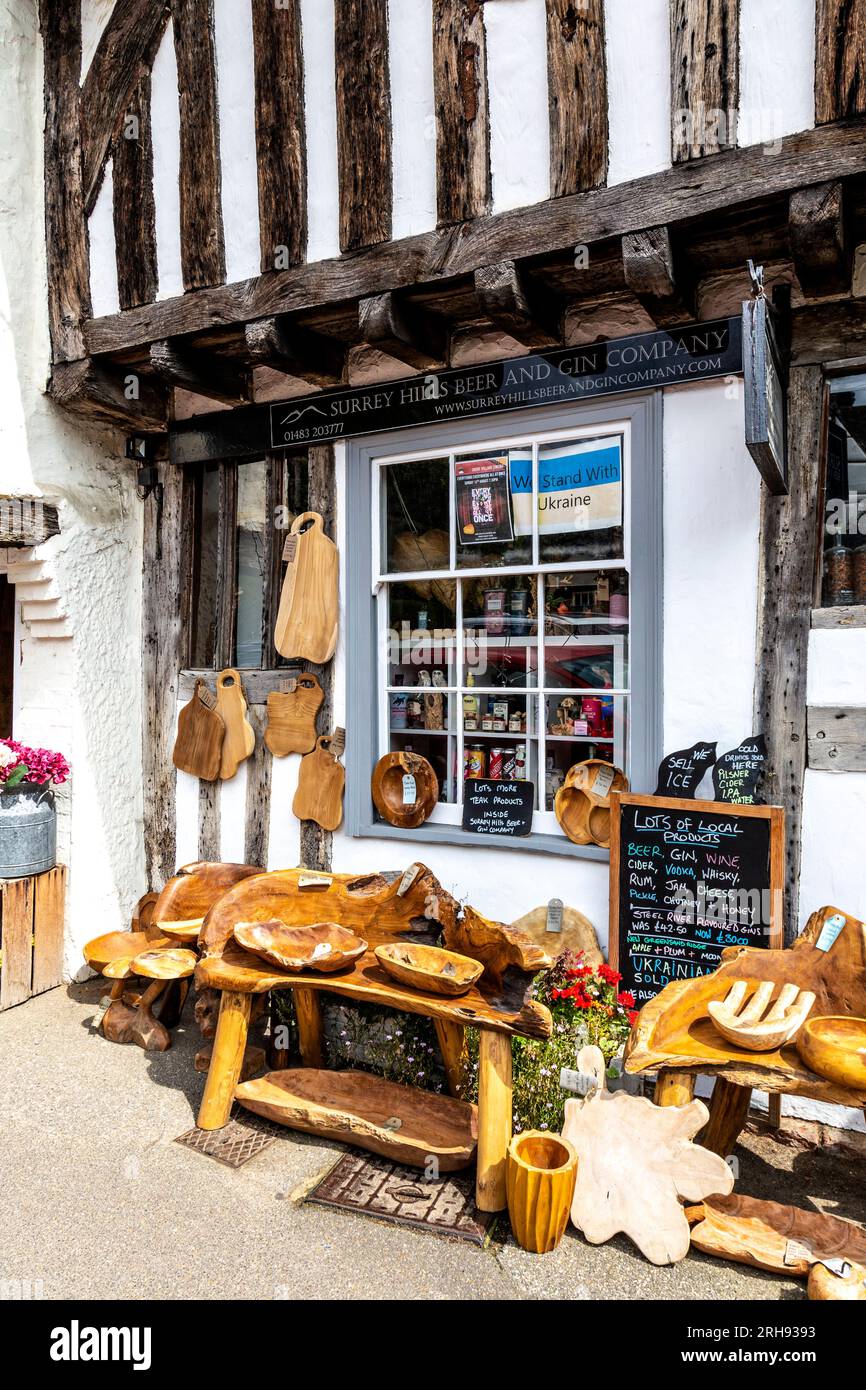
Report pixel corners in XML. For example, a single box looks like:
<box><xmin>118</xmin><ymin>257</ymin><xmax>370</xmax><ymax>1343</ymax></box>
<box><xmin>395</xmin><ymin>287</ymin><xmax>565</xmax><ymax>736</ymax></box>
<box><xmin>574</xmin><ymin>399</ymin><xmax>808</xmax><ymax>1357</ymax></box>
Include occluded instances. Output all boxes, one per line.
<box><xmin>274</xmin><ymin>510</ymin><xmax>338</xmax><ymax>664</ymax></box>
<box><xmin>686</xmin><ymin>1193</ymin><xmax>866</xmax><ymax>1276</ymax></box>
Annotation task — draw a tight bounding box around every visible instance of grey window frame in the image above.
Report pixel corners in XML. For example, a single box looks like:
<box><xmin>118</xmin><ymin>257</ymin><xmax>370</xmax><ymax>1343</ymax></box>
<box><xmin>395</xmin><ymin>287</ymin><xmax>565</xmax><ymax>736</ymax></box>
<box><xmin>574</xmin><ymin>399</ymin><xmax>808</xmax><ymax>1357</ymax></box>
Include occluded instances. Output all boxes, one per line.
<box><xmin>345</xmin><ymin>391</ymin><xmax>663</xmax><ymax>857</ymax></box>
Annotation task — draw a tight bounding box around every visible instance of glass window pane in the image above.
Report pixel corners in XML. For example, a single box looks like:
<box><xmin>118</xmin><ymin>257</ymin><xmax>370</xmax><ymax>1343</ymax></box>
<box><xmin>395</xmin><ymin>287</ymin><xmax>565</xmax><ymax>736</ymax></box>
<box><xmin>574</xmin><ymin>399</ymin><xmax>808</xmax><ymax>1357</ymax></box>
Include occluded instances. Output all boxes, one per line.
<box><xmin>190</xmin><ymin>462</ymin><xmax>220</xmax><ymax>668</ymax></box>
<box><xmin>387</xmin><ymin>581</ymin><xmax>456</xmax><ymax>688</ymax></box>
<box><xmin>461</xmin><ymin>576</ymin><xmax>538</xmax><ymax>689</ymax></box>
<box><xmin>537</xmin><ymin>435</ymin><xmax>624</xmax><ymax>564</ymax></box>
<box><xmin>235</xmin><ymin>460</ymin><xmax>268</xmax><ymax>668</ymax></box>
<box><xmin>455</xmin><ymin>449</ymin><xmax>532</xmax><ymax>569</ymax></box>
<box><xmin>543</xmin><ymin>699</ymin><xmax>629</xmax><ymax>810</ymax></box>
<box><xmin>384</xmin><ymin>457</ymin><xmax>450</xmax><ymax>574</ymax></box>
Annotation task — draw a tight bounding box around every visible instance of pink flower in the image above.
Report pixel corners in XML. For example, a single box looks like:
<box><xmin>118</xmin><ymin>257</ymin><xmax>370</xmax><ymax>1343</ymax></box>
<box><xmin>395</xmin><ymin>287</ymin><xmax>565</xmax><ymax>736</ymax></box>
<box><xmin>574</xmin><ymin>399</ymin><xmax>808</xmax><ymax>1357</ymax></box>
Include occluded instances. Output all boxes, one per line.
<box><xmin>0</xmin><ymin>739</ymin><xmax>69</xmax><ymax>787</ymax></box>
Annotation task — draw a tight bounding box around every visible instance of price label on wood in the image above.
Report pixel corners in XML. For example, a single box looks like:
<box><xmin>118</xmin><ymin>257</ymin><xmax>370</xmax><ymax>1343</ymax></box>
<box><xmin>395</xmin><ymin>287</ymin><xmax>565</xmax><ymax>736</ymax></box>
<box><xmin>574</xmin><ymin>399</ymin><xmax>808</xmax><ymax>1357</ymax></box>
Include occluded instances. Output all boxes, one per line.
<box><xmin>462</xmin><ymin>780</ymin><xmax>534</xmax><ymax>837</ymax></box>
<box><xmin>609</xmin><ymin>792</ymin><xmax>784</xmax><ymax>1008</ymax></box>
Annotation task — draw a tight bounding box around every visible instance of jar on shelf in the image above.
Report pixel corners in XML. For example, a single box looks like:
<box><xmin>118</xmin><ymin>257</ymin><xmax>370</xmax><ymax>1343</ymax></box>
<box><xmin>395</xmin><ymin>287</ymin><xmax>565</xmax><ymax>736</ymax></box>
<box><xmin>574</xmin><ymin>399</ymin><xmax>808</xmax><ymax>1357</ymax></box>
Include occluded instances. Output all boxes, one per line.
<box><xmin>824</xmin><ymin>541</ymin><xmax>855</xmax><ymax>607</ymax></box>
<box><xmin>854</xmin><ymin>544</ymin><xmax>866</xmax><ymax>606</ymax></box>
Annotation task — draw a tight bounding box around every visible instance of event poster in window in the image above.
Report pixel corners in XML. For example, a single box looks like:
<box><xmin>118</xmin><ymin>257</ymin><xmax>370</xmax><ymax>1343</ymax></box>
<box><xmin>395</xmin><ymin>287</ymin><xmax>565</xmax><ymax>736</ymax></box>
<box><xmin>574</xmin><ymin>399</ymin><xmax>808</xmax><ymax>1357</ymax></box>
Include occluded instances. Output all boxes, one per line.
<box><xmin>511</xmin><ymin>436</ymin><xmax>623</xmax><ymax>537</ymax></box>
<box><xmin>454</xmin><ymin>456</ymin><xmax>514</xmax><ymax>545</ymax></box>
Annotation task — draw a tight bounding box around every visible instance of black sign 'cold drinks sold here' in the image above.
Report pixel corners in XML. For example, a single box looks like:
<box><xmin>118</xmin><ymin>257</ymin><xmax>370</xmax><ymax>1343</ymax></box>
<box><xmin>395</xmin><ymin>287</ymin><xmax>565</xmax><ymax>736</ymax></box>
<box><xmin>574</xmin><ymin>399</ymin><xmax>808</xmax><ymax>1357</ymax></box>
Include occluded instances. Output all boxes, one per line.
<box><xmin>269</xmin><ymin>318</ymin><xmax>742</xmax><ymax>447</ymax></box>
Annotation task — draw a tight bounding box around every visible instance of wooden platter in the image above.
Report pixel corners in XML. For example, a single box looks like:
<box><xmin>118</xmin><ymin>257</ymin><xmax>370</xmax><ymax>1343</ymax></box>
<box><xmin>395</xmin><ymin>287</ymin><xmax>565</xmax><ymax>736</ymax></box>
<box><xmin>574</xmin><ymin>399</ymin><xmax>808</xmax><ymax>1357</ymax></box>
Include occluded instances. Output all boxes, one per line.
<box><xmin>215</xmin><ymin>669</ymin><xmax>256</xmax><ymax>780</ymax></box>
<box><xmin>233</xmin><ymin>920</ymin><xmax>367</xmax><ymax>974</ymax></box>
<box><xmin>155</xmin><ymin>918</ymin><xmax>203</xmax><ymax>942</ymax></box>
<box><xmin>130</xmin><ymin>948</ymin><xmax>197</xmax><ymax>980</ymax></box>
<box><xmin>687</xmin><ymin>1194</ymin><xmax>866</xmax><ymax>1277</ymax></box>
<box><xmin>274</xmin><ymin>511</ymin><xmax>338</xmax><ymax>664</ymax></box>
<box><xmin>83</xmin><ymin>929</ymin><xmax>172</xmax><ymax>975</ymax></box>
<box><xmin>371</xmin><ymin>751</ymin><xmax>439</xmax><ymax>828</ymax></box>
<box><xmin>293</xmin><ymin>733</ymin><xmax>345</xmax><ymax>830</ymax></box>
<box><xmin>173</xmin><ymin>679</ymin><xmax>224</xmax><ymax>780</ymax></box>
<box><xmin>264</xmin><ymin>674</ymin><xmax>324</xmax><ymax>756</ymax></box>
<box><xmin>235</xmin><ymin>1068</ymin><xmax>478</xmax><ymax>1170</ymax></box>
<box><xmin>509</xmin><ymin>904</ymin><xmax>603</xmax><ymax>965</ymax></box>
<box><xmin>374</xmin><ymin>942</ymin><xmax>483</xmax><ymax>996</ymax></box>
<box><xmin>796</xmin><ymin>1015</ymin><xmax>866</xmax><ymax>1090</ymax></box>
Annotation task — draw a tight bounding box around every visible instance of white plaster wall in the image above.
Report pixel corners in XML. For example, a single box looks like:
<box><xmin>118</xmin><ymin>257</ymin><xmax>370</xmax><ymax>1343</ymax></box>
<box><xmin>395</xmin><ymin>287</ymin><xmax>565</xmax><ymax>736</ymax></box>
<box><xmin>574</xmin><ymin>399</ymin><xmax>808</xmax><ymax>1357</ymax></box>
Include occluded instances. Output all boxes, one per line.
<box><xmin>301</xmin><ymin>0</ymin><xmax>340</xmax><ymax>263</ymax></box>
<box><xmin>485</xmin><ymin>0</ymin><xmax>550</xmax><ymax>213</ymax></box>
<box><xmin>808</xmin><ymin>628</ymin><xmax>866</xmax><ymax>705</ymax></box>
<box><xmin>605</xmin><ymin>0</ymin><xmax>671</xmax><ymax>186</ymax></box>
<box><xmin>214</xmin><ymin>0</ymin><xmax>260</xmax><ymax>284</ymax></box>
<box><xmin>0</xmin><ymin>4</ymin><xmax>145</xmax><ymax>975</ymax></box>
<box><xmin>88</xmin><ymin>159</ymin><xmax>119</xmax><ymax>318</ymax></box>
<box><xmin>80</xmin><ymin>0</ymin><xmax>114</xmax><ymax>81</ymax></box>
<box><xmin>151</xmin><ymin>19</ymin><xmax>183</xmax><ymax>301</ymax></box>
<box><xmin>738</xmin><ymin>0</ymin><xmax>815</xmax><ymax>149</ymax></box>
<box><xmin>389</xmin><ymin>0</ymin><xmax>437</xmax><ymax>239</ymax></box>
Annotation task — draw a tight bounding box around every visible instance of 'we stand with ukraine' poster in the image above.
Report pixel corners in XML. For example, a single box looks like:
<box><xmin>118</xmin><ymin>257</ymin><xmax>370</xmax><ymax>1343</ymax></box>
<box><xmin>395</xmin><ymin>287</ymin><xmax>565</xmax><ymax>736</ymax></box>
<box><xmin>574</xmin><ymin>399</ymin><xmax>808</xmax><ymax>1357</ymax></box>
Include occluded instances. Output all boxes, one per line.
<box><xmin>510</xmin><ymin>436</ymin><xmax>623</xmax><ymax>537</ymax></box>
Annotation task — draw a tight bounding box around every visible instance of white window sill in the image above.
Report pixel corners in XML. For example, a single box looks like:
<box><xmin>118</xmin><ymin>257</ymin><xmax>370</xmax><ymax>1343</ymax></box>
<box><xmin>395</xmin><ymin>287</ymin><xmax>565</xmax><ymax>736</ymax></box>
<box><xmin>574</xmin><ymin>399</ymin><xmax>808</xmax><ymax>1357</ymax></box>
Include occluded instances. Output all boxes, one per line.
<box><xmin>352</xmin><ymin>819</ymin><xmax>610</xmax><ymax>860</ymax></box>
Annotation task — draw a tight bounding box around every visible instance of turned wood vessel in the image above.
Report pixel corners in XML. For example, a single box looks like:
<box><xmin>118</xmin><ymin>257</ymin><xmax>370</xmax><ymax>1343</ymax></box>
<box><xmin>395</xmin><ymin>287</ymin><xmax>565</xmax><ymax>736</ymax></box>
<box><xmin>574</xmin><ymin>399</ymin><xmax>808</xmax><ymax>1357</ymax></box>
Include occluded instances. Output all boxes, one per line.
<box><xmin>808</xmin><ymin>1259</ymin><xmax>866</xmax><ymax>1301</ymax></box>
<box><xmin>506</xmin><ymin>1130</ymin><xmax>578</xmax><ymax>1253</ymax></box>
<box><xmin>371</xmin><ymin>751</ymin><xmax>439</xmax><ymax>829</ymax></box>
<box><xmin>233</xmin><ymin>920</ymin><xmax>367</xmax><ymax>973</ymax></box>
<box><xmin>796</xmin><ymin>1015</ymin><xmax>866</xmax><ymax>1090</ymax></box>
<box><xmin>236</xmin><ymin>1068</ymin><xmax>478</xmax><ymax>1169</ymax></box>
<box><xmin>374</xmin><ymin>942</ymin><xmax>483</xmax><ymax>996</ymax></box>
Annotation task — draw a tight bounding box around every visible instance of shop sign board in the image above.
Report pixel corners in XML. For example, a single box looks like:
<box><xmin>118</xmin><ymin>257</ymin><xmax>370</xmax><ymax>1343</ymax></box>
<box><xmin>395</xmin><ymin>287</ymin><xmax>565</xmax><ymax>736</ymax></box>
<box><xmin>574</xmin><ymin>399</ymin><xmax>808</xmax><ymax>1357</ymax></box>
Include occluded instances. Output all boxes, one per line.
<box><xmin>743</xmin><ymin>295</ymin><xmax>788</xmax><ymax>495</ymax></box>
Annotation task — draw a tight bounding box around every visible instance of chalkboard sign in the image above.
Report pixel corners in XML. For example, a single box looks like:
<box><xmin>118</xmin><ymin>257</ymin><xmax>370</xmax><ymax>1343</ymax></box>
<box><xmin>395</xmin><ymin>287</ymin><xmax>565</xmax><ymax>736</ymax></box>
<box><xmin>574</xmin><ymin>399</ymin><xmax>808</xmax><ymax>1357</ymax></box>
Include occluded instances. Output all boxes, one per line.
<box><xmin>655</xmin><ymin>742</ymin><xmax>717</xmax><ymax>798</ymax></box>
<box><xmin>712</xmin><ymin>735</ymin><xmax>767</xmax><ymax>805</ymax></box>
<box><xmin>462</xmin><ymin>780</ymin><xmax>534</xmax><ymax>837</ymax></box>
<box><xmin>610</xmin><ymin>793</ymin><xmax>784</xmax><ymax>1007</ymax></box>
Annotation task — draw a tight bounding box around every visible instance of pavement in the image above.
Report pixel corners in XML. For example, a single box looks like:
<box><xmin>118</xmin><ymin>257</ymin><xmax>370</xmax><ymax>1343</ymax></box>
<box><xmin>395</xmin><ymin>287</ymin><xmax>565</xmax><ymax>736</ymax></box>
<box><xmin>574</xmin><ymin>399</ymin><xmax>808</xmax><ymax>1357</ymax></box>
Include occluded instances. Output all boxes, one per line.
<box><xmin>0</xmin><ymin>980</ymin><xmax>863</xmax><ymax>1301</ymax></box>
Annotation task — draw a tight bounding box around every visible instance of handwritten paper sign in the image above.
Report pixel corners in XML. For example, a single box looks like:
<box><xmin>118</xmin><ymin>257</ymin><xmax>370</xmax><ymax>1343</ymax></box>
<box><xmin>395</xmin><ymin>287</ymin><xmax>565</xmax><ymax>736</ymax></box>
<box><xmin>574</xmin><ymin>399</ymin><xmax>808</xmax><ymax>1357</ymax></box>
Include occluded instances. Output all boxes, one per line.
<box><xmin>655</xmin><ymin>742</ymin><xmax>717</xmax><ymax>799</ymax></box>
<box><xmin>712</xmin><ymin>735</ymin><xmax>767</xmax><ymax>805</ymax></box>
<box><xmin>610</xmin><ymin>793</ymin><xmax>784</xmax><ymax>1007</ymax></box>
<box><xmin>462</xmin><ymin>780</ymin><xmax>534</xmax><ymax>837</ymax></box>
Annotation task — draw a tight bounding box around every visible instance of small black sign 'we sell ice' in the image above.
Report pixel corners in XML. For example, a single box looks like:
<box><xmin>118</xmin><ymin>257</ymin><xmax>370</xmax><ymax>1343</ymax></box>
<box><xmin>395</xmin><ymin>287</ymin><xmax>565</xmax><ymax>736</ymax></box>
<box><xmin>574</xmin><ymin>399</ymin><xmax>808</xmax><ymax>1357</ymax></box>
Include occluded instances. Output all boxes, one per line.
<box><xmin>462</xmin><ymin>780</ymin><xmax>534</xmax><ymax>837</ymax></box>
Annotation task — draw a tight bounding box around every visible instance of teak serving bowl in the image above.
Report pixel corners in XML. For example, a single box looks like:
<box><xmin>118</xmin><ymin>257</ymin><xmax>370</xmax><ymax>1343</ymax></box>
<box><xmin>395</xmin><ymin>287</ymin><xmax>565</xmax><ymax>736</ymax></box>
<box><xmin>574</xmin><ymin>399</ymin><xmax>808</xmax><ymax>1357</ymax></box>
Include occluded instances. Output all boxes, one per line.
<box><xmin>554</xmin><ymin>760</ymin><xmax>629</xmax><ymax>849</ymax></box>
<box><xmin>374</xmin><ymin>942</ymin><xmax>484</xmax><ymax>996</ymax></box>
<box><xmin>130</xmin><ymin>948</ymin><xmax>198</xmax><ymax>980</ymax></box>
<box><xmin>796</xmin><ymin>1016</ymin><xmax>866</xmax><ymax>1090</ymax></box>
<box><xmin>371</xmin><ymin>751</ymin><xmax>439</xmax><ymax>829</ymax></box>
<box><xmin>233</xmin><ymin>920</ymin><xmax>368</xmax><ymax>974</ymax></box>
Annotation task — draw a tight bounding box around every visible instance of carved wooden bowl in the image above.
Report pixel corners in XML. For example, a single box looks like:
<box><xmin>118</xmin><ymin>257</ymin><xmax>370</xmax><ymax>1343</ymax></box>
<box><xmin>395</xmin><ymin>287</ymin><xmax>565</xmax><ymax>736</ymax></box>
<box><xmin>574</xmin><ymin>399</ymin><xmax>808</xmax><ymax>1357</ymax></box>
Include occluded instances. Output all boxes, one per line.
<box><xmin>796</xmin><ymin>1016</ymin><xmax>866</xmax><ymax>1090</ymax></box>
<box><xmin>371</xmin><ymin>751</ymin><xmax>439</xmax><ymax>829</ymax></box>
<box><xmin>555</xmin><ymin>760</ymin><xmax>629</xmax><ymax>849</ymax></box>
<box><xmin>154</xmin><ymin>918</ymin><xmax>203</xmax><ymax>942</ymax></box>
<box><xmin>130</xmin><ymin>948</ymin><xmax>198</xmax><ymax>980</ymax></box>
<box><xmin>233</xmin><ymin>920</ymin><xmax>368</xmax><ymax>974</ymax></box>
<box><xmin>374</xmin><ymin>942</ymin><xmax>484</xmax><ymax>996</ymax></box>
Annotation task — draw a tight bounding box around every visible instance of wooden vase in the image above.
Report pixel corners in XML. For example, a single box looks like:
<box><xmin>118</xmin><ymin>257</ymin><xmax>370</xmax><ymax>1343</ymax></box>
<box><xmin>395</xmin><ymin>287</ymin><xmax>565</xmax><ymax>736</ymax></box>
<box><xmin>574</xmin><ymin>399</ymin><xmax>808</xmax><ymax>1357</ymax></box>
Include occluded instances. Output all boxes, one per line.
<box><xmin>506</xmin><ymin>1130</ymin><xmax>578</xmax><ymax>1254</ymax></box>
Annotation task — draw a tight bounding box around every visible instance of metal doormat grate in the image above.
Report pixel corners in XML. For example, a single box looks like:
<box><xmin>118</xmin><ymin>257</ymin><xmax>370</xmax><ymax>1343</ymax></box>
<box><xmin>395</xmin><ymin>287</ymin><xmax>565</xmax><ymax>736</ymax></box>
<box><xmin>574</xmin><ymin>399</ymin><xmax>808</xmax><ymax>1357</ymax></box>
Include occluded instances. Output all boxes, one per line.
<box><xmin>174</xmin><ymin>1107</ymin><xmax>283</xmax><ymax>1169</ymax></box>
<box><xmin>306</xmin><ymin>1149</ymin><xmax>496</xmax><ymax>1245</ymax></box>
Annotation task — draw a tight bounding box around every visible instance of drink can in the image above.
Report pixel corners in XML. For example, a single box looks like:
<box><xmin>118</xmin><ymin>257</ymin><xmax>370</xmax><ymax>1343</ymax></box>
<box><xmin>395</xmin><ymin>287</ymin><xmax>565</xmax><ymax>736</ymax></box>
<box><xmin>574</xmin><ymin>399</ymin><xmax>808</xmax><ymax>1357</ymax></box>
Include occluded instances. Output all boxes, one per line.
<box><xmin>502</xmin><ymin>750</ymin><xmax>517</xmax><ymax>779</ymax></box>
<box><xmin>464</xmin><ymin>744</ymin><xmax>486</xmax><ymax>779</ymax></box>
<box><xmin>514</xmin><ymin>743</ymin><xmax>527</xmax><ymax>779</ymax></box>
<box><xmin>489</xmin><ymin>747</ymin><xmax>503</xmax><ymax>780</ymax></box>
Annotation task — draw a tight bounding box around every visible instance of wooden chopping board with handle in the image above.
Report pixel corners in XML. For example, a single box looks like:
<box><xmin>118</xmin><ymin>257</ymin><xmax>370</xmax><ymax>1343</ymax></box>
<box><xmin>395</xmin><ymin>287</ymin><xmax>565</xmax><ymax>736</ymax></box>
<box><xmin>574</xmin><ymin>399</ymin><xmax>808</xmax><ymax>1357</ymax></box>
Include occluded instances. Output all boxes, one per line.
<box><xmin>173</xmin><ymin>679</ymin><xmax>225</xmax><ymax>781</ymax></box>
<box><xmin>274</xmin><ymin>511</ymin><xmax>338</xmax><ymax>663</ymax></box>
<box><xmin>265</xmin><ymin>674</ymin><xmax>324</xmax><ymax>756</ymax></box>
<box><xmin>216</xmin><ymin>669</ymin><xmax>256</xmax><ymax>779</ymax></box>
<box><xmin>293</xmin><ymin>731</ymin><xmax>345</xmax><ymax>830</ymax></box>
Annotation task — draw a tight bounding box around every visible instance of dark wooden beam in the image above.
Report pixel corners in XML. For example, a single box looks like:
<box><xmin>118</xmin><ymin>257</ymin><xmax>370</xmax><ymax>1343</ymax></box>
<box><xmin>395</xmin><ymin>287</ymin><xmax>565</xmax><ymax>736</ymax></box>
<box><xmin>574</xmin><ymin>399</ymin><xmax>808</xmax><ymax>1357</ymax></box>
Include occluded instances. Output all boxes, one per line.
<box><xmin>38</xmin><ymin>0</ymin><xmax>91</xmax><ymax>363</ymax></box>
<box><xmin>150</xmin><ymin>340</ymin><xmax>248</xmax><ymax>405</ymax></box>
<box><xmin>48</xmin><ymin>357</ymin><xmax>167</xmax><ymax>433</ymax></box>
<box><xmin>816</xmin><ymin>0</ymin><xmax>866</xmax><ymax>123</ymax></box>
<box><xmin>358</xmin><ymin>292</ymin><xmax>448</xmax><ymax>370</ymax></box>
<box><xmin>245</xmin><ymin>318</ymin><xmax>345</xmax><ymax>387</ymax></box>
<box><xmin>754</xmin><ymin>366</ymin><xmax>827</xmax><ymax>941</ymax></box>
<box><xmin>300</xmin><ymin>445</ymin><xmax>336</xmax><ymax>873</ymax></box>
<box><xmin>545</xmin><ymin>0</ymin><xmax>607</xmax><ymax>196</ymax></box>
<box><xmin>790</xmin><ymin>298</ymin><xmax>866</xmax><ymax>365</ymax></box>
<box><xmin>80</xmin><ymin>0</ymin><xmax>170</xmax><ymax>215</ymax></box>
<box><xmin>474</xmin><ymin>261</ymin><xmax>561</xmax><ymax>349</ymax></box>
<box><xmin>334</xmin><ymin>0</ymin><xmax>391</xmax><ymax>251</ymax></box>
<box><xmin>621</xmin><ymin>226</ymin><xmax>693</xmax><ymax>326</ymax></box>
<box><xmin>82</xmin><ymin>122</ymin><xmax>866</xmax><ymax>360</ymax></box>
<box><xmin>112</xmin><ymin>71</ymin><xmax>158</xmax><ymax>309</ymax></box>
<box><xmin>252</xmin><ymin>0</ymin><xmax>306</xmax><ymax>271</ymax></box>
<box><xmin>433</xmin><ymin>0</ymin><xmax>490</xmax><ymax>224</ymax></box>
<box><xmin>0</xmin><ymin>498</ymin><xmax>61</xmax><ymax>546</ymax></box>
<box><xmin>172</xmin><ymin>0</ymin><xmax>225</xmax><ymax>290</ymax></box>
<box><xmin>789</xmin><ymin>181</ymin><xmax>849</xmax><ymax>298</ymax></box>
<box><xmin>671</xmin><ymin>0</ymin><xmax>739</xmax><ymax>161</ymax></box>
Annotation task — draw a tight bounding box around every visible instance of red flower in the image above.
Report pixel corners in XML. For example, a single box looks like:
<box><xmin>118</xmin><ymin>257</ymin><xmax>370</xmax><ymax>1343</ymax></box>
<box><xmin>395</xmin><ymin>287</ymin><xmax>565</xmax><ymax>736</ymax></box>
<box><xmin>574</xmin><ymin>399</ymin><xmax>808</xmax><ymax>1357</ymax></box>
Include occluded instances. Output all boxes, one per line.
<box><xmin>597</xmin><ymin>963</ymin><xmax>622</xmax><ymax>986</ymax></box>
<box><xmin>617</xmin><ymin>991</ymin><xmax>635</xmax><ymax>1009</ymax></box>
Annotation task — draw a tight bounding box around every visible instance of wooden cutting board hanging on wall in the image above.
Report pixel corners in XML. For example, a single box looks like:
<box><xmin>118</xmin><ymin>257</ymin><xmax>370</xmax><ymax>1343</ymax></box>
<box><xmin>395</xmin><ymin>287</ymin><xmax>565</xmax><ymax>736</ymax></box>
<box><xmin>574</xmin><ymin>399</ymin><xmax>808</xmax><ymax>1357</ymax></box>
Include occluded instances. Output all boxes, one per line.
<box><xmin>173</xmin><ymin>679</ymin><xmax>225</xmax><ymax>781</ymax></box>
<box><xmin>274</xmin><ymin>511</ymin><xmax>338</xmax><ymax>664</ymax></box>
<box><xmin>293</xmin><ymin>731</ymin><xmax>345</xmax><ymax>831</ymax></box>
<box><xmin>264</xmin><ymin>674</ymin><xmax>324</xmax><ymax>756</ymax></box>
<box><xmin>215</xmin><ymin>669</ymin><xmax>256</xmax><ymax>779</ymax></box>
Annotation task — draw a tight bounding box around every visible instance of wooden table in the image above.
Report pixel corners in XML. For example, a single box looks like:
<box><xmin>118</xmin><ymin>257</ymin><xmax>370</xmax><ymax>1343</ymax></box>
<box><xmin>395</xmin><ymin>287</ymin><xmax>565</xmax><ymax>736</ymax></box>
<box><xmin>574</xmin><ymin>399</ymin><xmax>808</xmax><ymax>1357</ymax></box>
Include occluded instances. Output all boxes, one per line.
<box><xmin>196</xmin><ymin>939</ymin><xmax>551</xmax><ymax>1211</ymax></box>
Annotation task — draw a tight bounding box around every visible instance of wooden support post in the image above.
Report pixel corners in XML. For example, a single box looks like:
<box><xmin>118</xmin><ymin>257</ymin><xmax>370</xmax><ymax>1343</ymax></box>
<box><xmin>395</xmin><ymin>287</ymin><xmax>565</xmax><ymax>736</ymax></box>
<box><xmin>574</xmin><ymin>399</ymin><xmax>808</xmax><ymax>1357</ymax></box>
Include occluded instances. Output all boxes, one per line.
<box><xmin>172</xmin><ymin>0</ymin><xmax>225</xmax><ymax>289</ymax></box>
<box><xmin>197</xmin><ymin>991</ymin><xmax>252</xmax><ymax>1129</ymax></box>
<box><xmin>251</xmin><ymin>0</ymin><xmax>306</xmax><ymax>271</ymax></box>
<box><xmin>299</xmin><ymin>445</ymin><xmax>336</xmax><ymax>874</ymax></box>
<box><xmin>545</xmin><ymin>0</ymin><xmax>607</xmax><ymax>196</ymax></box>
<box><xmin>294</xmin><ymin>988</ymin><xmax>325</xmax><ymax>1068</ymax></box>
<box><xmin>670</xmin><ymin>0</ymin><xmax>739</xmax><ymax>161</ymax></box>
<box><xmin>700</xmin><ymin>1078</ymin><xmax>752</xmax><ymax>1157</ymax></box>
<box><xmin>112</xmin><ymin>71</ymin><xmax>158</xmax><ymax>310</ymax></box>
<box><xmin>476</xmin><ymin>1029</ymin><xmax>512</xmax><ymax>1212</ymax></box>
<box><xmin>335</xmin><ymin>0</ymin><xmax>391</xmax><ymax>251</ymax></box>
<box><xmin>754</xmin><ymin>366</ymin><xmax>827</xmax><ymax>939</ymax></box>
<box><xmin>767</xmin><ymin>1092</ymin><xmax>782</xmax><ymax>1130</ymax></box>
<box><xmin>654</xmin><ymin>1070</ymin><xmax>697</xmax><ymax>1108</ymax></box>
<box><xmin>433</xmin><ymin>0</ymin><xmax>490</xmax><ymax>224</ymax></box>
<box><xmin>433</xmin><ymin>1019</ymin><xmax>467</xmax><ymax>1099</ymax></box>
<box><xmin>816</xmin><ymin>0</ymin><xmax>866</xmax><ymax>123</ymax></box>
<box><xmin>243</xmin><ymin>706</ymin><xmax>271</xmax><ymax>867</ymax></box>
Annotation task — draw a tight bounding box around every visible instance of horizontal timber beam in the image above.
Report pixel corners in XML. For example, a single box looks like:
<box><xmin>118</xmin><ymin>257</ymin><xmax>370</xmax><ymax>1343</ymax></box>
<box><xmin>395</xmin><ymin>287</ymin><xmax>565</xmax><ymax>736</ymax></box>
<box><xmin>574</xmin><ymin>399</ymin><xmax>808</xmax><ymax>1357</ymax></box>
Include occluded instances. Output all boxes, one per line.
<box><xmin>244</xmin><ymin>317</ymin><xmax>344</xmax><ymax>386</ymax></box>
<box><xmin>48</xmin><ymin>357</ymin><xmax>167</xmax><ymax>432</ymax></box>
<box><xmin>474</xmin><ymin>261</ymin><xmax>561</xmax><ymax>349</ymax></box>
<box><xmin>150</xmin><ymin>340</ymin><xmax>248</xmax><ymax>405</ymax></box>
<box><xmin>789</xmin><ymin>181</ymin><xmax>849</xmax><ymax>299</ymax></box>
<box><xmin>621</xmin><ymin>226</ymin><xmax>693</xmax><ymax>326</ymax></box>
<box><xmin>81</xmin><ymin>121</ymin><xmax>866</xmax><ymax>362</ymax></box>
<box><xmin>358</xmin><ymin>292</ymin><xmax>447</xmax><ymax>370</ymax></box>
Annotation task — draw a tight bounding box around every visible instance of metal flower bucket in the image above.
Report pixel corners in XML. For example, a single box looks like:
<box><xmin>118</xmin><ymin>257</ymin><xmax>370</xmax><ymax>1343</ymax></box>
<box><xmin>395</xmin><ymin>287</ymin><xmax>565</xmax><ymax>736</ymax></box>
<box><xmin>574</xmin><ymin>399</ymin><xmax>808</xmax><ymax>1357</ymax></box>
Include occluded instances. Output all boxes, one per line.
<box><xmin>0</xmin><ymin>783</ymin><xmax>57</xmax><ymax>878</ymax></box>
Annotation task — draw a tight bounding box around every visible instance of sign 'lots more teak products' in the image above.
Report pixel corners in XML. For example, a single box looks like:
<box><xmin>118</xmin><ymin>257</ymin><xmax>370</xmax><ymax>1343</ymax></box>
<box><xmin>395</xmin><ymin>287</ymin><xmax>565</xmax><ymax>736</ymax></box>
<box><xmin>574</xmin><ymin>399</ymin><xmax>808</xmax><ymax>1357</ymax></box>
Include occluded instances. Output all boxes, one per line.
<box><xmin>609</xmin><ymin>793</ymin><xmax>784</xmax><ymax>1007</ymax></box>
